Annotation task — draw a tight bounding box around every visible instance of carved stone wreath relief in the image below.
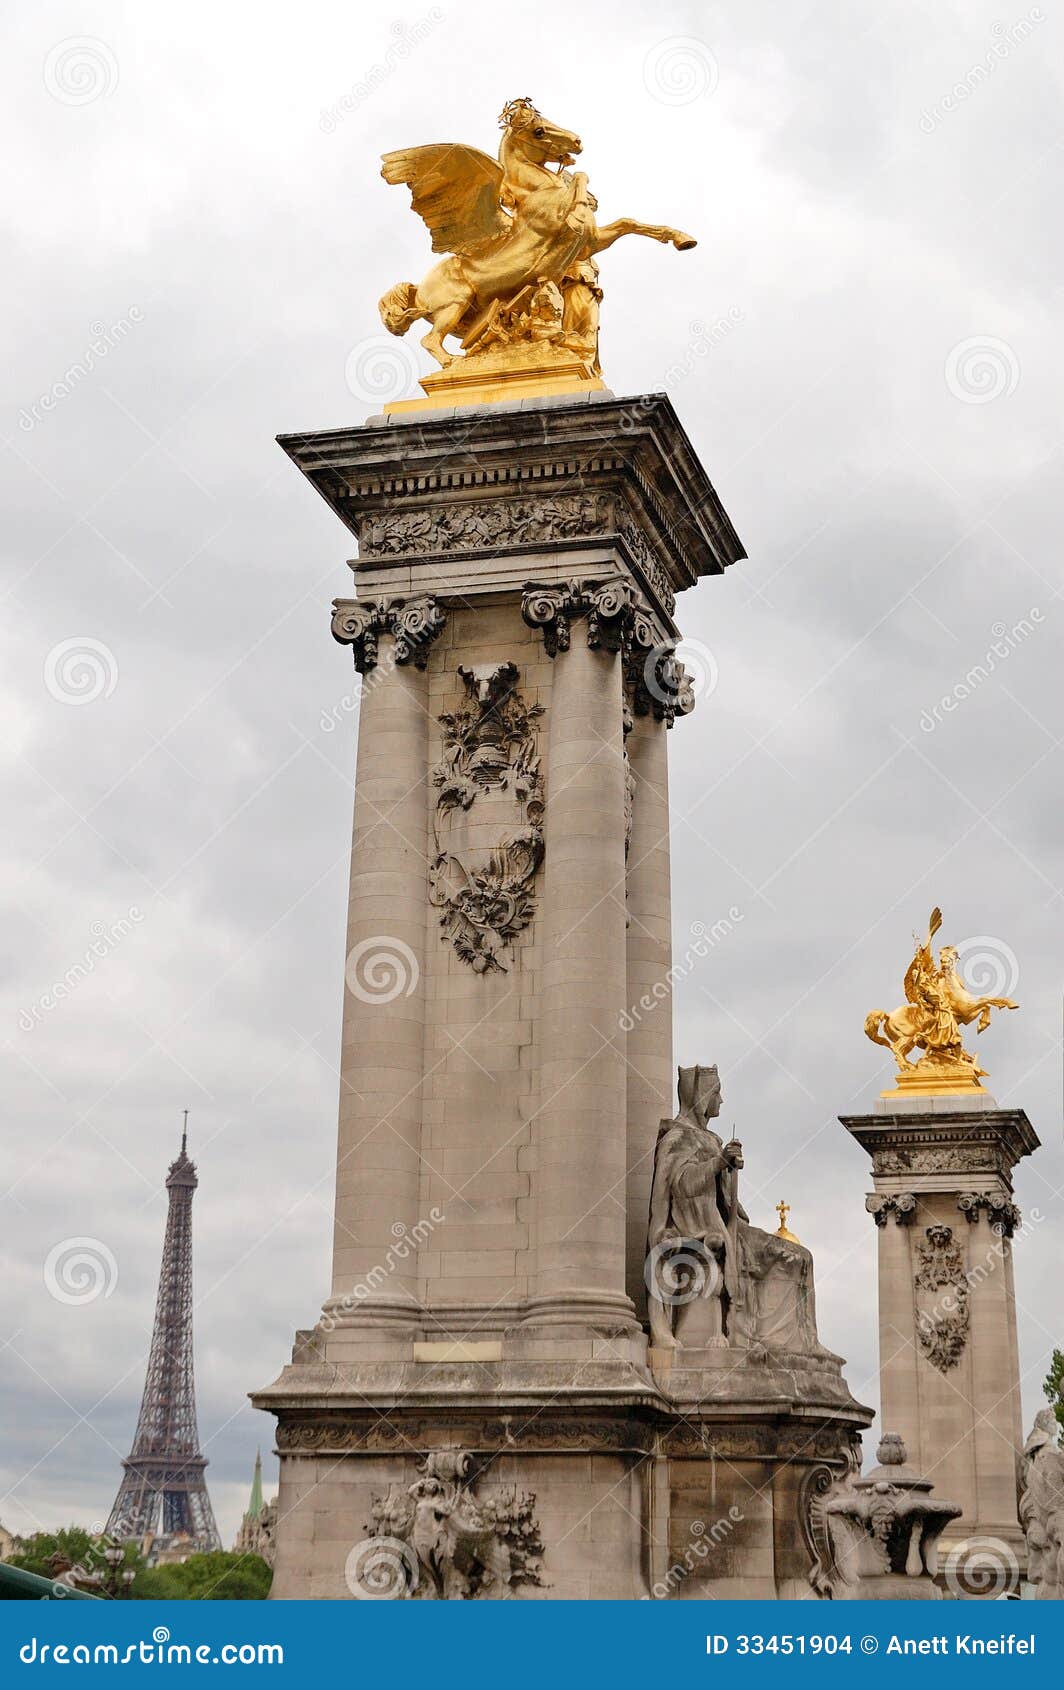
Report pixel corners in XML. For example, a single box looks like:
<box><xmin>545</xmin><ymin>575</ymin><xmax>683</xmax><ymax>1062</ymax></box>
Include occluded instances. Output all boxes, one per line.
<box><xmin>913</xmin><ymin>1224</ymin><xmax>970</xmax><ymax>1373</ymax></box>
<box><xmin>430</xmin><ymin>663</ymin><xmax>544</xmax><ymax>973</ymax></box>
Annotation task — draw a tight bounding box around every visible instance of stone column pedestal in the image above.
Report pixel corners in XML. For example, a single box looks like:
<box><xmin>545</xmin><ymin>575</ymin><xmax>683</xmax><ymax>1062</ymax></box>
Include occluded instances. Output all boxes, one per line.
<box><xmin>841</xmin><ymin>1096</ymin><xmax>1039</xmax><ymax>1592</ymax></box>
<box><xmin>248</xmin><ymin>392</ymin><xmax>867</xmax><ymax>1600</ymax></box>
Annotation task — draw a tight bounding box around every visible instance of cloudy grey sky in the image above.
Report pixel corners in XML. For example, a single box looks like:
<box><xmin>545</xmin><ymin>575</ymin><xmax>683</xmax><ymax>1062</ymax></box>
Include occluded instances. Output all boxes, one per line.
<box><xmin>3</xmin><ymin>1</ymin><xmax>1061</xmax><ymax>1547</ymax></box>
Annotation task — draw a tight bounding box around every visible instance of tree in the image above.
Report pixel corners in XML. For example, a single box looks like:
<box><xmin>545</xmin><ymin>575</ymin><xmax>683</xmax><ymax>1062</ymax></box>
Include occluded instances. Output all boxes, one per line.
<box><xmin>131</xmin><ymin>1551</ymin><xmax>272</xmax><ymax>1601</ymax></box>
<box><xmin>9</xmin><ymin>1527</ymin><xmax>142</xmax><ymax>1594</ymax></box>
<box><xmin>9</xmin><ymin>1525</ymin><xmax>97</xmax><ymax>1577</ymax></box>
<box><xmin>1045</xmin><ymin>1347</ymin><xmax>1064</xmax><ymax>1435</ymax></box>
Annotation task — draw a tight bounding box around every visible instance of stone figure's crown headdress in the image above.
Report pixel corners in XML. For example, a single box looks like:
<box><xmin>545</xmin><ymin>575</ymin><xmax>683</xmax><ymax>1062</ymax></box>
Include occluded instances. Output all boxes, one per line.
<box><xmin>677</xmin><ymin>1064</ymin><xmax>720</xmax><ymax>1114</ymax></box>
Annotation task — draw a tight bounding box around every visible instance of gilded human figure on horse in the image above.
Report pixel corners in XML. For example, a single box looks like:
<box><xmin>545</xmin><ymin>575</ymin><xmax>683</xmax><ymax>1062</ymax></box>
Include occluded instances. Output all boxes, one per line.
<box><xmin>377</xmin><ymin>97</ymin><xmax>695</xmax><ymax>375</ymax></box>
<box><xmin>864</xmin><ymin>907</ymin><xmax>1018</xmax><ymax>1092</ymax></box>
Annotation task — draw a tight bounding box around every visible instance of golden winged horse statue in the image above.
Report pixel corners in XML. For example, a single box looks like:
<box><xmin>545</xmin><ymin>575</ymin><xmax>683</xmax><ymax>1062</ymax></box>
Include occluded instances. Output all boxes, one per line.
<box><xmin>378</xmin><ymin>97</ymin><xmax>695</xmax><ymax>382</ymax></box>
<box><xmin>864</xmin><ymin>907</ymin><xmax>1018</xmax><ymax>1094</ymax></box>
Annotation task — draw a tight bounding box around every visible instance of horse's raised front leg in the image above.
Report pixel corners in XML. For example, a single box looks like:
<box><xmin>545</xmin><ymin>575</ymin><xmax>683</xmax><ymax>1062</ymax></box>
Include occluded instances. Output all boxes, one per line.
<box><xmin>594</xmin><ymin>217</ymin><xmax>697</xmax><ymax>253</ymax></box>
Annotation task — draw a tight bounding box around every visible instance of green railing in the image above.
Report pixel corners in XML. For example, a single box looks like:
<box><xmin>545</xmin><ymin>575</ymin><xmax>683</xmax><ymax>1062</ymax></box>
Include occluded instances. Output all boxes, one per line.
<box><xmin>0</xmin><ymin>1560</ymin><xmax>99</xmax><ymax>1600</ymax></box>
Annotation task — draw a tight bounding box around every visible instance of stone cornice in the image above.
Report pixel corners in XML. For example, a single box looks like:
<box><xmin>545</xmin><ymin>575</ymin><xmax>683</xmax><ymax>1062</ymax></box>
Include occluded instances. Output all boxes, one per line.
<box><xmin>840</xmin><ymin>1107</ymin><xmax>1039</xmax><ymax>1186</ymax></box>
<box><xmin>277</xmin><ymin>394</ymin><xmax>745</xmax><ymax>614</ymax></box>
<box><xmin>266</xmin><ymin>1407</ymin><xmax>868</xmax><ymax>1461</ymax></box>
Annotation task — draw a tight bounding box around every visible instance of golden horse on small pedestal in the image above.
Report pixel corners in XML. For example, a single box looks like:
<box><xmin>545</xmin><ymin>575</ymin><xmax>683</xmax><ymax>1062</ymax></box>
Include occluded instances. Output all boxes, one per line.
<box><xmin>377</xmin><ymin>97</ymin><xmax>695</xmax><ymax>395</ymax></box>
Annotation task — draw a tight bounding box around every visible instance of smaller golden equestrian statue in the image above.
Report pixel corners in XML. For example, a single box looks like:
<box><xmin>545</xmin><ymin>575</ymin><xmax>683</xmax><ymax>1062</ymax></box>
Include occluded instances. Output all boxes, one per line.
<box><xmin>377</xmin><ymin>96</ymin><xmax>696</xmax><ymax>411</ymax></box>
<box><xmin>864</xmin><ymin>907</ymin><xmax>1018</xmax><ymax>1096</ymax></box>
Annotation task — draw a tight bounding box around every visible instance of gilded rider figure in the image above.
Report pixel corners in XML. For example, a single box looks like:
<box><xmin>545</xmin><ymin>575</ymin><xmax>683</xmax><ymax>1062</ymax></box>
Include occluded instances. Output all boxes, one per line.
<box><xmin>865</xmin><ymin>908</ymin><xmax>1018</xmax><ymax>1090</ymax></box>
<box><xmin>377</xmin><ymin>97</ymin><xmax>695</xmax><ymax>374</ymax></box>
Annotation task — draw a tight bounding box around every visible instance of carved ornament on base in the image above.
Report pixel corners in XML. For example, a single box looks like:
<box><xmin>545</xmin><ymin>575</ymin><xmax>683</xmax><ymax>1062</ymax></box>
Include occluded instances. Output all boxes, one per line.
<box><xmin>361</xmin><ymin>1450</ymin><xmax>544</xmax><ymax>1601</ymax></box>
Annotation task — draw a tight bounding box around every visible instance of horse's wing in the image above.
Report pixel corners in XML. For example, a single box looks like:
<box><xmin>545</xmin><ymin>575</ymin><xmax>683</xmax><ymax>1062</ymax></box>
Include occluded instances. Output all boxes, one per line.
<box><xmin>381</xmin><ymin>144</ymin><xmax>508</xmax><ymax>257</ymax></box>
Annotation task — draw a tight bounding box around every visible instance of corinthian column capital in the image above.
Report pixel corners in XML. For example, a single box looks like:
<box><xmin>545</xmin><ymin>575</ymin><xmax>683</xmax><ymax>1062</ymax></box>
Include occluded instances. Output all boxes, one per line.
<box><xmin>626</xmin><ymin>636</ymin><xmax>697</xmax><ymax>729</ymax></box>
<box><xmin>520</xmin><ymin>576</ymin><xmax>643</xmax><ymax>658</ymax></box>
<box><xmin>331</xmin><ymin>594</ymin><xmax>446</xmax><ymax>674</ymax></box>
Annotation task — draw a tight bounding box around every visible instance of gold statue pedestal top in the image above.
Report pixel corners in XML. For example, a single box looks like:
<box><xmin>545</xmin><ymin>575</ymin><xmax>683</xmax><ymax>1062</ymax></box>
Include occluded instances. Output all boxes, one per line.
<box><xmin>384</xmin><ymin>341</ymin><xmax>605</xmax><ymax>416</ymax></box>
<box><xmin>878</xmin><ymin>1059</ymin><xmax>989</xmax><ymax>1100</ymax></box>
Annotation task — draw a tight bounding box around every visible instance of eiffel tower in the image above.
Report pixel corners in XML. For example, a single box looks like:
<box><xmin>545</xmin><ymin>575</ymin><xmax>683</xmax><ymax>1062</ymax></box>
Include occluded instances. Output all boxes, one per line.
<box><xmin>106</xmin><ymin>1117</ymin><xmax>220</xmax><ymax>1551</ymax></box>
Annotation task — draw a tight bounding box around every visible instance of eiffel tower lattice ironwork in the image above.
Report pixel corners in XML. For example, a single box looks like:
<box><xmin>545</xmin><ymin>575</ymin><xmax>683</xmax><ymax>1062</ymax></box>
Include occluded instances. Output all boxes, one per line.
<box><xmin>106</xmin><ymin>1117</ymin><xmax>220</xmax><ymax>1550</ymax></box>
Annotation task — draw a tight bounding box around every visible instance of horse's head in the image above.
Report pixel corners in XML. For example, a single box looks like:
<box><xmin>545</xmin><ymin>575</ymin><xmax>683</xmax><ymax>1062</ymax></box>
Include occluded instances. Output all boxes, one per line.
<box><xmin>499</xmin><ymin>97</ymin><xmax>581</xmax><ymax>168</ymax></box>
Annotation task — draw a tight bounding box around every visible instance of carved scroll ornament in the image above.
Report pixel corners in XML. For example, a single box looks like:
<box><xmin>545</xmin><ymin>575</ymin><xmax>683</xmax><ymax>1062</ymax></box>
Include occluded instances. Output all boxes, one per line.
<box><xmin>430</xmin><ymin>662</ymin><xmax>544</xmax><ymax>973</ymax></box>
<box><xmin>331</xmin><ymin>594</ymin><xmax>446</xmax><ymax>674</ymax></box>
<box><xmin>520</xmin><ymin>576</ymin><xmax>694</xmax><ymax>726</ymax></box>
<box><xmin>913</xmin><ymin>1224</ymin><xmax>970</xmax><ymax>1373</ymax></box>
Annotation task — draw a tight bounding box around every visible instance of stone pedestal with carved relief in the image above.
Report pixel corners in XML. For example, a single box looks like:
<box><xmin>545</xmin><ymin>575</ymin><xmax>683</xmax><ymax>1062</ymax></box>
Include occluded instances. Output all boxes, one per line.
<box><xmin>841</xmin><ymin>1096</ymin><xmax>1039</xmax><ymax>1593</ymax></box>
<box><xmin>251</xmin><ymin>392</ymin><xmax>870</xmax><ymax>1599</ymax></box>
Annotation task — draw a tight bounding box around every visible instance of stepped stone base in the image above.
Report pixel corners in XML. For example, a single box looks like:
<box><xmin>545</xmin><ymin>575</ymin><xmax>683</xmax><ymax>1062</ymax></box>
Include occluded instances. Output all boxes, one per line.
<box><xmin>253</xmin><ymin>1327</ymin><xmax>870</xmax><ymax>1600</ymax></box>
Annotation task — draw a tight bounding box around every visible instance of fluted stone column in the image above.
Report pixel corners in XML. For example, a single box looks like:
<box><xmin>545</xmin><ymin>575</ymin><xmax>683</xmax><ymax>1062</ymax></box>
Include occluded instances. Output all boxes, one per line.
<box><xmin>522</xmin><ymin>582</ymin><xmax>635</xmax><ymax>1327</ymax></box>
<box><xmin>870</xmin><ymin>1202</ymin><xmax>923</xmax><ymax>1467</ymax></box>
<box><xmin>326</xmin><ymin>597</ymin><xmax>444</xmax><ymax>1326</ymax></box>
<box><xmin>964</xmin><ymin>1206</ymin><xmax>1025</xmax><ymax>1538</ymax></box>
<box><xmin>623</xmin><ymin>712</ymin><xmax>673</xmax><ymax>1319</ymax></box>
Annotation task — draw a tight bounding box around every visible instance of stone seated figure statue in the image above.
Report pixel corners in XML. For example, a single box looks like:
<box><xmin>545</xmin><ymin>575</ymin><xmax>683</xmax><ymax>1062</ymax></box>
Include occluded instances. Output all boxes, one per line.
<box><xmin>646</xmin><ymin>1064</ymin><xmax>824</xmax><ymax>1358</ymax></box>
